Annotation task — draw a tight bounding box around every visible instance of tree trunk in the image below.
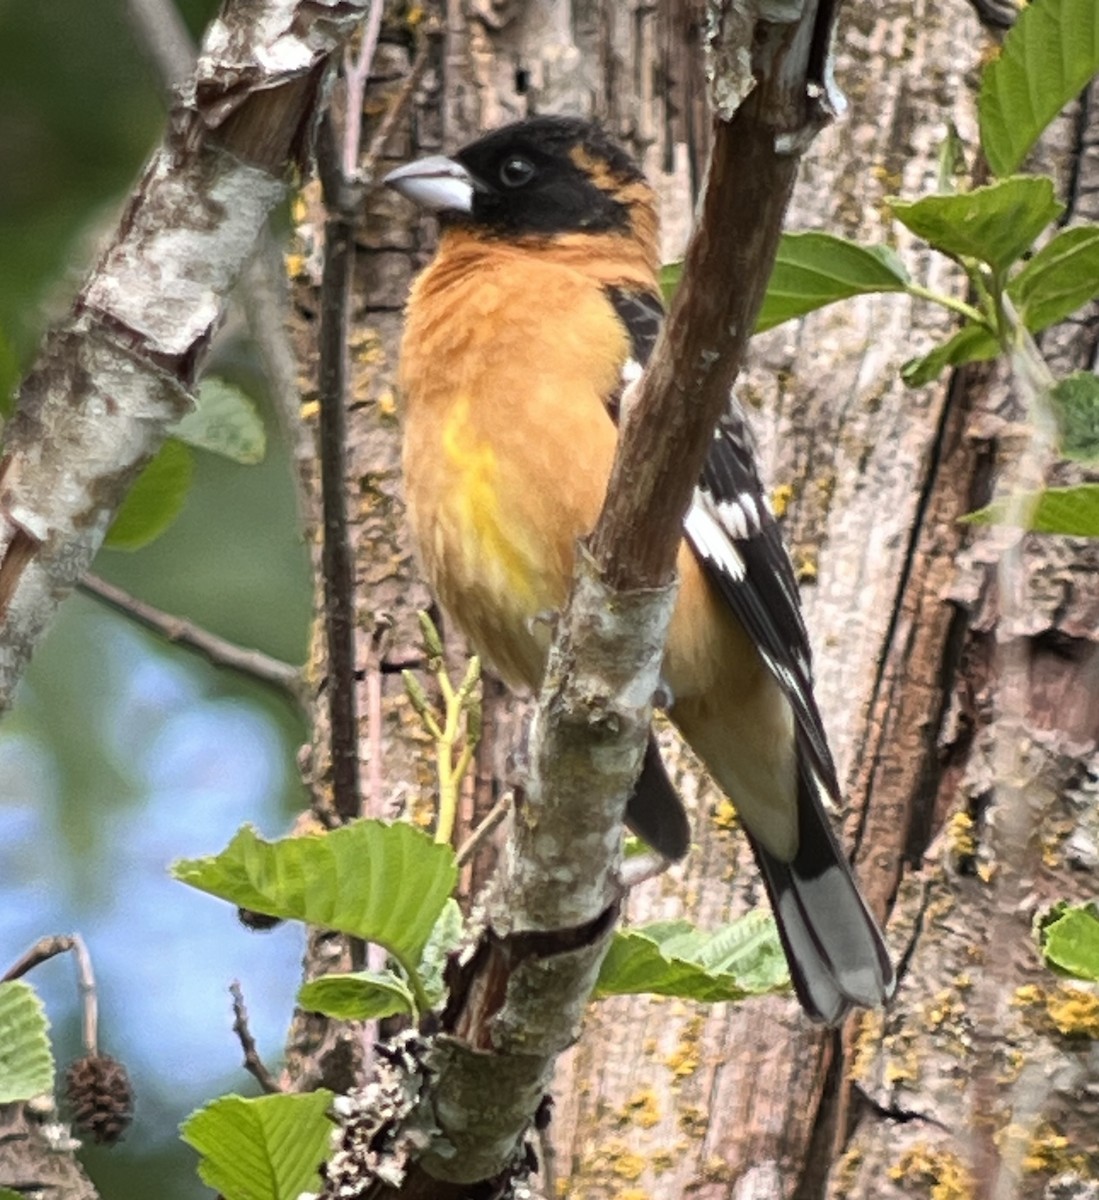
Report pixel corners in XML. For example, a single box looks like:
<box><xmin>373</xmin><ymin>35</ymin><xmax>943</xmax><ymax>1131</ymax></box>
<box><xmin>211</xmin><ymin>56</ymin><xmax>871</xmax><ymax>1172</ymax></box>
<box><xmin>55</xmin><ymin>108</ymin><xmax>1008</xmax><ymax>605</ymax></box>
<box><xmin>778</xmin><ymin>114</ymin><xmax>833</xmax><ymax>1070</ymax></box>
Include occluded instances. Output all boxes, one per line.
<box><xmin>292</xmin><ymin>0</ymin><xmax>1099</xmax><ymax>1194</ymax></box>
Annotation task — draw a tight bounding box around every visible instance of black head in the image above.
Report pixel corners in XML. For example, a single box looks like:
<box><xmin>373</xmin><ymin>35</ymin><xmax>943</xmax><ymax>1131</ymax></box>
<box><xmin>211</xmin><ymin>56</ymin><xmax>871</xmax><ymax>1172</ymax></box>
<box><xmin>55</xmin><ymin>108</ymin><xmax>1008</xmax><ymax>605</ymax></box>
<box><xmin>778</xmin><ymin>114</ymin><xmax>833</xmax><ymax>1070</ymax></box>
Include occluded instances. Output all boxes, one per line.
<box><xmin>456</xmin><ymin>116</ymin><xmax>645</xmax><ymax>236</ymax></box>
<box><xmin>385</xmin><ymin>116</ymin><xmax>649</xmax><ymax>239</ymax></box>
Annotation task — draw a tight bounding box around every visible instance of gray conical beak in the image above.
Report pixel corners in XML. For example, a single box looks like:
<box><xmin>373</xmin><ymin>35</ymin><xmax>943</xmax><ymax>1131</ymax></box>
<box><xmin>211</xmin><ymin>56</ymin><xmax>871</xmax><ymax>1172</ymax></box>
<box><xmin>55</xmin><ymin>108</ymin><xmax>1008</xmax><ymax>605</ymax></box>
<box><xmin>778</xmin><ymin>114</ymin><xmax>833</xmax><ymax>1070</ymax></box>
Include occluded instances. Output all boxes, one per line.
<box><xmin>383</xmin><ymin>155</ymin><xmax>474</xmax><ymax>214</ymax></box>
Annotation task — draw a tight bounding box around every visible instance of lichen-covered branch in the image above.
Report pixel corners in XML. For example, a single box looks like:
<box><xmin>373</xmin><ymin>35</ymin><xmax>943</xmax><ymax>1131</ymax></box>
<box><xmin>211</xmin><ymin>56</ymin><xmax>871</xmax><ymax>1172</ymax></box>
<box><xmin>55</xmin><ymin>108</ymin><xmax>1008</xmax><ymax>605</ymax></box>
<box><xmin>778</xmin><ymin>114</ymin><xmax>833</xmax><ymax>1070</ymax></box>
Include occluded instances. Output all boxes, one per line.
<box><xmin>335</xmin><ymin>1</ymin><xmax>844</xmax><ymax>1193</ymax></box>
<box><xmin>0</xmin><ymin>0</ymin><xmax>372</xmax><ymax>710</ymax></box>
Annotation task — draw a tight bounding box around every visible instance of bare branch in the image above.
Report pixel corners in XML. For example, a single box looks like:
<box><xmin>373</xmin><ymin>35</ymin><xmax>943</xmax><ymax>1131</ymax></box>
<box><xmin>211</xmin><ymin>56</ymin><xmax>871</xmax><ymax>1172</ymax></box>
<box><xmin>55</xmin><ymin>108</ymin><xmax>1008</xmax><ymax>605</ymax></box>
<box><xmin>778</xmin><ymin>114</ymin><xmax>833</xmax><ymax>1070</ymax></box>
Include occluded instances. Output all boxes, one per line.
<box><xmin>230</xmin><ymin>981</ymin><xmax>283</xmax><ymax>1095</ymax></box>
<box><xmin>0</xmin><ymin>0</ymin><xmax>374</xmax><ymax>712</ymax></box>
<box><xmin>315</xmin><ymin>109</ymin><xmax>365</xmax><ymax>824</ymax></box>
<box><xmin>3</xmin><ymin>934</ymin><xmax>100</xmax><ymax>1057</ymax></box>
<box><xmin>79</xmin><ymin>572</ymin><xmax>304</xmax><ymax>700</ymax></box>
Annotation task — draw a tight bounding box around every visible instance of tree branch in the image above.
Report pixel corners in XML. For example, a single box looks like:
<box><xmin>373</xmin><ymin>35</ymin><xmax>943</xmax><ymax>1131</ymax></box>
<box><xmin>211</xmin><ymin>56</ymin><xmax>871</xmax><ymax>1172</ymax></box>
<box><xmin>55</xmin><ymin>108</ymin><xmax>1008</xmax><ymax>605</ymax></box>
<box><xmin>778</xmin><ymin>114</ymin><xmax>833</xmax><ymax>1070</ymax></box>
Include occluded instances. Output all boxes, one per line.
<box><xmin>334</xmin><ymin>1</ymin><xmax>843</xmax><ymax>1193</ymax></box>
<box><xmin>0</xmin><ymin>0</ymin><xmax>374</xmax><ymax>712</ymax></box>
<box><xmin>79</xmin><ymin>572</ymin><xmax>304</xmax><ymax>700</ymax></box>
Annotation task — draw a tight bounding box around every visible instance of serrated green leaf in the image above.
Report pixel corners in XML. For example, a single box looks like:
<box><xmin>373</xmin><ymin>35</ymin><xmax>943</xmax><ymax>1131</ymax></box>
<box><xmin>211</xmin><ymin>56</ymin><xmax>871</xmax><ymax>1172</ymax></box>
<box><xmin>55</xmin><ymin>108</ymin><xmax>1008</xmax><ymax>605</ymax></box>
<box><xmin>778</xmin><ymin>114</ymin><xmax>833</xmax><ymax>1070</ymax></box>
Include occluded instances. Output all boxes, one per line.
<box><xmin>173</xmin><ymin>820</ymin><xmax>458</xmax><ymax>969</ymax></box>
<box><xmin>901</xmin><ymin>323</ymin><xmax>1000</xmax><ymax>387</ymax></box>
<box><xmin>297</xmin><ymin>971</ymin><xmax>415</xmax><ymax>1020</ymax></box>
<box><xmin>965</xmin><ymin>483</ymin><xmax>1099</xmax><ymax>537</ymax></box>
<box><xmin>661</xmin><ymin>235</ymin><xmax>909</xmax><ymax>332</ymax></box>
<box><xmin>173</xmin><ymin>378</ymin><xmax>267</xmax><ymax>464</ymax></box>
<box><xmin>0</xmin><ymin>981</ymin><xmax>54</xmax><ymax>1103</ymax></box>
<box><xmin>979</xmin><ymin>0</ymin><xmax>1099</xmax><ymax>177</ymax></box>
<box><xmin>1049</xmin><ymin>372</ymin><xmax>1099</xmax><ymax>461</ymax></box>
<box><xmin>890</xmin><ymin>178</ymin><xmax>1064</xmax><ymax>272</ymax></box>
<box><xmin>1008</xmin><ymin>227</ymin><xmax>1099</xmax><ymax>333</ymax></box>
<box><xmin>104</xmin><ymin>438</ymin><xmax>194</xmax><ymax>551</ymax></box>
<box><xmin>181</xmin><ymin>1092</ymin><xmax>333</xmax><ymax>1200</ymax></box>
<box><xmin>1041</xmin><ymin>904</ymin><xmax>1099</xmax><ymax>981</ymax></box>
<box><xmin>755</xmin><ymin>233</ymin><xmax>909</xmax><ymax>332</ymax></box>
<box><xmin>595</xmin><ymin>913</ymin><xmax>788</xmax><ymax>1003</ymax></box>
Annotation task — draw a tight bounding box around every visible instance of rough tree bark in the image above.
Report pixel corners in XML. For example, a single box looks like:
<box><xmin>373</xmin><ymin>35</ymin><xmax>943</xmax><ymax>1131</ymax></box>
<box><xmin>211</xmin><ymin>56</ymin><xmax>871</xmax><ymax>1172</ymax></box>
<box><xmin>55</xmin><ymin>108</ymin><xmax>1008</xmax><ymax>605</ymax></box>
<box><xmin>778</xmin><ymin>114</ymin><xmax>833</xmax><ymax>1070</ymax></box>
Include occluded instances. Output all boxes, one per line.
<box><xmin>290</xmin><ymin>0</ymin><xmax>1098</xmax><ymax>1196</ymax></box>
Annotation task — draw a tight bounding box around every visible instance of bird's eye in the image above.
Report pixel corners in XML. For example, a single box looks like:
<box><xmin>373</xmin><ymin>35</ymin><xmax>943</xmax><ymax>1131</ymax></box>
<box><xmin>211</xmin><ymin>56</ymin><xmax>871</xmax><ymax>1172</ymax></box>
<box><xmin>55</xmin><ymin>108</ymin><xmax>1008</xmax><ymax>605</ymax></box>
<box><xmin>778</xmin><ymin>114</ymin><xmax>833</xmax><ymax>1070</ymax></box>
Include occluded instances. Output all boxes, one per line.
<box><xmin>499</xmin><ymin>155</ymin><xmax>535</xmax><ymax>188</ymax></box>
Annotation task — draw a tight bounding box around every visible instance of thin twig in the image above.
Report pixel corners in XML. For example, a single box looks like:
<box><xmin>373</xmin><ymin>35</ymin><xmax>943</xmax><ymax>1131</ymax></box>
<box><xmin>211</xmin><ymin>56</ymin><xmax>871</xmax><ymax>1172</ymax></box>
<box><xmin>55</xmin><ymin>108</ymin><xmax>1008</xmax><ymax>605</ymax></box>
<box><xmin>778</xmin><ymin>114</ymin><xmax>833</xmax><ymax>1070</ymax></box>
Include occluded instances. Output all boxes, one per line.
<box><xmin>3</xmin><ymin>934</ymin><xmax>99</xmax><ymax>1057</ymax></box>
<box><xmin>230</xmin><ymin>980</ymin><xmax>283</xmax><ymax>1094</ymax></box>
<box><xmin>79</xmin><ymin>572</ymin><xmax>304</xmax><ymax>702</ymax></box>
<box><xmin>3</xmin><ymin>933</ymin><xmax>75</xmax><ymax>982</ymax></box>
<box><xmin>124</xmin><ymin>0</ymin><xmax>195</xmax><ymax>95</ymax></box>
<box><xmin>360</xmin><ymin>25</ymin><xmax>439</xmax><ymax>180</ymax></box>
<box><xmin>342</xmin><ymin>0</ymin><xmax>384</xmax><ymax>179</ymax></box>
<box><xmin>455</xmin><ymin>791</ymin><xmax>512</xmax><ymax>868</ymax></box>
<box><xmin>365</xmin><ymin>616</ymin><xmax>392</xmax><ymax>815</ymax></box>
<box><xmin>316</xmin><ymin>113</ymin><xmax>364</xmax><ymax>824</ymax></box>
<box><xmin>71</xmin><ymin>935</ymin><xmax>99</xmax><ymax>1058</ymax></box>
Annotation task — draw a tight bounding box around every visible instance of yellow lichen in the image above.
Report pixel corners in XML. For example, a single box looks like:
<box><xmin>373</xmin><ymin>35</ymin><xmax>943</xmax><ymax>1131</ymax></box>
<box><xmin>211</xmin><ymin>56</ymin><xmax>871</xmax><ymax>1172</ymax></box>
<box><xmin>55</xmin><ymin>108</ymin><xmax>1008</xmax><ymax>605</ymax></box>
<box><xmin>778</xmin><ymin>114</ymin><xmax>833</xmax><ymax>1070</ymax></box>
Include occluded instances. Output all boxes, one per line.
<box><xmin>947</xmin><ymin>811</ymin><xmax>977</xmax><ymax>859</ymax></box>
<box><xmin>1019</xmin><ymin>1124</ymin><xmax>1088</xmax><ymax>1176</ymax></box>
<box><xmin>664</xmin><ymin>1041</ymin><xmax>699</xmax><ymax>1078</ymax></box>
<box><xmin>887</xmin><ymin>1144</ymin><xmax>974</xmax><ymax>1200</ymax></box>
<box><xmin>1046</xmin><ymin>985</ymin><xmax>1099</xmax><ymax>1038</ymax></box>
<box><xmin>701</xmin><ymin>1156</ymin><xmax>734</xmax><ymax>1183</ymax></box>
<box><xmin>771</xmin><ymin>483</ymin><xmax>794</xmax><ymax>518</ymax></box>
<box><xmin>620</xmin><ymin>1089</ymin><xmax>660</xmax><ymax>1130</ymax></box>
<box><xmin>611</xmin><ymin>1153</ymin><xmax>646</xmax><ymax>1183</ymax></box>
<box><xmin>712</xmin><ymin>797</ymin><xmax>738</xmax><ymax>832</ymax></box>
<box><xmin>850</xmin><ymin>1008</ymin><xmax>884</xmax><ymax>1082</ymax></box>
<box><xmin>884</xmin><ymin>1049</ymin><xmax>919</xmax><ymax>1085</ymax></box>
<box><xmin>649</xmin><ymin>1151</ymin><xmax>674</xmax><ymax>1174</ymax></box>
<box><xmin>794</xmin><ymin>552</ymin><xmax>818</xmax><ymax>583</ymax></box>
<box><xmin>677</xmin><ymin>1105</ymin><xmax>706</xmax><ymax>1137</ymax></box>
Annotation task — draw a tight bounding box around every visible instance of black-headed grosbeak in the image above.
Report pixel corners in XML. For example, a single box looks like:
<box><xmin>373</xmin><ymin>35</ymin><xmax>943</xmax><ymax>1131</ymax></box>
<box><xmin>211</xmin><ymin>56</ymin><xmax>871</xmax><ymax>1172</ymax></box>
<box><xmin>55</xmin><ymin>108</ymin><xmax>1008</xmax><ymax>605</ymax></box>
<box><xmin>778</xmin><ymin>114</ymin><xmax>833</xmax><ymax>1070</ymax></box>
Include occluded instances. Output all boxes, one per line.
<box><xmin>385</xmin><ymin>116</ymin><xmax>895</xmax><ymax>1023</ymax></box>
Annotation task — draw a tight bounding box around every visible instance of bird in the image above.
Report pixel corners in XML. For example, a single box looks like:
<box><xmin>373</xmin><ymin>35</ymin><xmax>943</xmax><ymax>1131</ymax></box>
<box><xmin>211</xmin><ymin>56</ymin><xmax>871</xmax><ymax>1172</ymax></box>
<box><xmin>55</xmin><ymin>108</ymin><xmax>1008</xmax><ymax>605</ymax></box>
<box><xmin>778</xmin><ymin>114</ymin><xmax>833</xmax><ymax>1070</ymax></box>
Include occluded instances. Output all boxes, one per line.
<box><xmin>384</xmin><ymin>115</ymin><xmax>895</xmax><ymax>1023</ymax></box>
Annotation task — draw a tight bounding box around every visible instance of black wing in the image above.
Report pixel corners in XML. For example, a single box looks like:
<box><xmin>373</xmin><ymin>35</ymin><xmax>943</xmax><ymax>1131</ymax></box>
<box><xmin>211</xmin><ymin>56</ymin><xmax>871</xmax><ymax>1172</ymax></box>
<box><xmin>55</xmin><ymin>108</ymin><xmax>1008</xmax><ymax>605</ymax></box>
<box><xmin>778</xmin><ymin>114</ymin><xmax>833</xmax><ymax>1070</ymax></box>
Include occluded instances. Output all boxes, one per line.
<box><xmin>603</xmin><ymin>283</ymin><xmax>840</xmax><ymax>799</ymax></box>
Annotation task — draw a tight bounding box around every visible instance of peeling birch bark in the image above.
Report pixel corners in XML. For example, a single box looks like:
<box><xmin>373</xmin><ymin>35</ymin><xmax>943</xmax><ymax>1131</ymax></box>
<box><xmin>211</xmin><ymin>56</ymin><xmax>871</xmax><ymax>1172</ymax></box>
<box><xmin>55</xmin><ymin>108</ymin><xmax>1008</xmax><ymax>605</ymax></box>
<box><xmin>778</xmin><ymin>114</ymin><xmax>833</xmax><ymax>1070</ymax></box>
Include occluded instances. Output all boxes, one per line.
<box><xmin>0</xmin><ymin>0</ymin><xmax>371</xmax><ymax>710</ymax></box>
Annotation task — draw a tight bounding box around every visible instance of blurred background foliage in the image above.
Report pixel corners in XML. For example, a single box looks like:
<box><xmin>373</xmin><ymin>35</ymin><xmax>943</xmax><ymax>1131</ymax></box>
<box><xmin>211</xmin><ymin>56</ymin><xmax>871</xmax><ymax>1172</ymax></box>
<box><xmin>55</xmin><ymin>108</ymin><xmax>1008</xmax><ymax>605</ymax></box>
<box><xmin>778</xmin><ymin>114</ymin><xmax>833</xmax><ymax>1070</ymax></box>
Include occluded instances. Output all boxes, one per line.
<box><xmin>0</xmin><ymin>1</ymin><xmax>315</xmax><ymax>1195</ymax></box>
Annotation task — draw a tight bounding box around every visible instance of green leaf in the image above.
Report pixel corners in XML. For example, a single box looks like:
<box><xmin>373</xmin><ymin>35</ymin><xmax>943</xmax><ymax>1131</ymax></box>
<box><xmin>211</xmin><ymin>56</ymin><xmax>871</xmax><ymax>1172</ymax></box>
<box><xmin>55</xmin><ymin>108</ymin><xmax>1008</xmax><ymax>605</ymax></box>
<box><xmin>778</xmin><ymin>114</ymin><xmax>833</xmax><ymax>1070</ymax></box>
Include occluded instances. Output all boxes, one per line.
<box><xmin>173</xmin><ymin>820</ymin><xmax>458</xmax><ymax>969</ymax></box>
<box><xmin>1008</xmin><ymin>226</ymin><xmax>1099</xmax><ymax>333</ymax></box>
<box><xmin>979</xmin><ymin>0</ymin><xmax>1099</xmax><ymax>177</ymax></box>
<box><xmin>965</xmin><ymin>483</ymin><xmax>1099</xmax><ymax>537</ymax></box>
<box><xmin>595</xmin><ymin>912</ymin><xmax>789</xmax><ymax>1003</ymax></box>
<box><xmin>172</xmin><ymin>378</ymin><xmax>267</xmax><ymax>464</ymax></box>
<box><xmin>755</xmin><ymin>233</ymin><xmax>910</xmax><ymax>332</ymax></box>
<box><xmin>901</xmin><ymin>323</ymin><xmax>1000</xmax><ymax>387</ymax></box>
<box><xmin>297</xmin><ymin>971</ymin><xmax>415</xmax><ymax>1021</ymax></box>
<box><xmin>1049</xmin><ymin>372</ymin><xmax>1099</xmax><ymax>461</ymax></box>
<box><xmin>181</xmin><ymin>1092</ymin><xmax>333</xmax><ymax>1200</ymax></box>
<box><xmin>419</xmin><ymin>898</ymin><xmax>464</xmax><ymax>1009</ymax></box>
<box><xmin>0</xmin><ymin>1188</ymin><xmax>26</xmax><ymax>1200</ymax></box>
<box><xmin>0</xmin><ymin>981</ymin><xmax>54</xmax><ymax>1103</ymax></box>
<box><xmin>890</xmin><ymin>177</ymin><xmax>1064</xmax><ymax>272</ymax></box>
<box><xmin>1041</xmin><ymin>903</ymin><xmax>1099</xmax><ymax>982</ymax></box>
<box><xmin>659</xmin><ymin>262</ymin><xmax>681</xmax><ymax>306</ymax></box>
<box><xmin>104</xmin><ymin>438</ymin><xmax>194</xmax><ymax>551</ymax></box>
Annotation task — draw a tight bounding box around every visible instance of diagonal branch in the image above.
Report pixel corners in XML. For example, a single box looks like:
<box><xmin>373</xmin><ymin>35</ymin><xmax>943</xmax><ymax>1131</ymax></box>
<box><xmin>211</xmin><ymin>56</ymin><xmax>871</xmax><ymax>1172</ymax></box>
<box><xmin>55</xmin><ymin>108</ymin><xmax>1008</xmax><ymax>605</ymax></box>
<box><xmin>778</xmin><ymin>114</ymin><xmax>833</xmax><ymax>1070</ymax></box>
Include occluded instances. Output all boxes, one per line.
<box><xmin>79</xmin><ymin>572</ymin><xmax>304</xmax><ymax>700</ymax></box>
<box><xmin>334</xmin><ymin>2</ymin><xmax>844</xmax><ymax>1194</ymax></box>
<box><xmin>0</xmin><ymin>0</ymin><xmax>375</xmax><ymax>712</ymax></box>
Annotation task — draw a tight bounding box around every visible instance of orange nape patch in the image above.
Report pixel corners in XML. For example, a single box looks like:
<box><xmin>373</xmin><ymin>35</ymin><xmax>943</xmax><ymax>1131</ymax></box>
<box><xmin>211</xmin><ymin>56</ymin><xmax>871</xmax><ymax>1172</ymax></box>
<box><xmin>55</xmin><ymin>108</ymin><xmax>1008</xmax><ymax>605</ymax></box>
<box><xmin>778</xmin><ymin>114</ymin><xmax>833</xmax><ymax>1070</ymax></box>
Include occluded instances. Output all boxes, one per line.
<box><xmin>567</xmin><ymin>144</ymin><xmax>660</xmax><ymax>271</ymax></box>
